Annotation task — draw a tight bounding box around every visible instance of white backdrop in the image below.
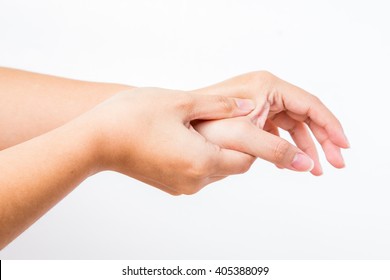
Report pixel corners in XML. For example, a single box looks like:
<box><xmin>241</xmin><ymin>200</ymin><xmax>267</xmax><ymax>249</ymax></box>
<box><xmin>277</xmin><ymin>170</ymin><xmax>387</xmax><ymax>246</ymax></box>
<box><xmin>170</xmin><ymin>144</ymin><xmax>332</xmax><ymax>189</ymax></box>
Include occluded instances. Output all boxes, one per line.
<box><xmin>0</xmin><ymin>0</ymin><xmax>389</xmax><ymax>259</ymax></box>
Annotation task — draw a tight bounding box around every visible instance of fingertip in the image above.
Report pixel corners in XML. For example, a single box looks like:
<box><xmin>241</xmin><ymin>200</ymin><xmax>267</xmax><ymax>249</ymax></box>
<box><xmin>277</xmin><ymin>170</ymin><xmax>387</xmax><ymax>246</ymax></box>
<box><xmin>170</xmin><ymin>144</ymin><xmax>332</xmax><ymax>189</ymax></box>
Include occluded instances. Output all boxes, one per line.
<box><xmin>328</xmin><ymin>155</ymin><xmax>346</xmax><ymax>169</ymax></box>
<box><xmin>329</xmin><ymin>128</ymin><xmax>350</xmax><ymax>149</ymax></box>
<box><xmin>337</xmin><ymin>136</ymin><xmax>350</xmax><ymax>149</ymax></box>
<box><xmin>311</xmin><ymin>169</ymin><xmax>323</xmax><ymax>176</ymax></box>
<box><xmin>323</xmin><ymin>141</ymin><xmax>347</xmax><ymax>169</ymax></box>
<box><xmin>275</xmin><ymin>164</ymin><xmax>284</xmax><ymax>169</ymax></box>
<box><xmin>333</xmin><ymin>161</ymin><xmax>346</xmax><ymax>169</ymax></box>
<box><xmin>344</xmin><ymin>136</ymin><xmax>351</xmax><ymax>149</ymax></box>
<box><xmin>310</xmin><ymin>163</ymin><xmax>323</xmax><ymax>176</ymax></box>
<box><xmin>291</xmin><ymin>152</ymin><xmax>314</xmax><ymax>172</ymax></box>
<box><xmin>341</xmin><ymin>127</ymin><xmax>351</xmax><ymax>148</ymax></box>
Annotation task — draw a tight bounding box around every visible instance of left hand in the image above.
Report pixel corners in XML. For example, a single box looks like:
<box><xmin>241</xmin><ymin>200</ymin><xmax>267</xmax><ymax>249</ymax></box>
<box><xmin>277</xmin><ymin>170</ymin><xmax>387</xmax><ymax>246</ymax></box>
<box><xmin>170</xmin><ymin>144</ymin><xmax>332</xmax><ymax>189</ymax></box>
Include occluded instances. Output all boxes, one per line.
<box><xmin>191</xmin><ymin>71</ymin><xmax>350</xmax><ymax>175</ymax></box>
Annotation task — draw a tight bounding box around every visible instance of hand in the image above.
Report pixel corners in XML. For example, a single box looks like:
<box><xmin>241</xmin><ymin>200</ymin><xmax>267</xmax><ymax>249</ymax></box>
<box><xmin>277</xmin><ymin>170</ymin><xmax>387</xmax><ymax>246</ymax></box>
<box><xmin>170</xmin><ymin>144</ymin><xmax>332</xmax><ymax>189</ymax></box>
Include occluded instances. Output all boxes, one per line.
<box><xmin>192</xmin><ymin>71</ymin><xmax>350</xmax><ymax>175</ymax></box>
<box><xmin>84</xmin><ymin>88</ymin><xmax>255</xmax><ymax>195</ymax></box>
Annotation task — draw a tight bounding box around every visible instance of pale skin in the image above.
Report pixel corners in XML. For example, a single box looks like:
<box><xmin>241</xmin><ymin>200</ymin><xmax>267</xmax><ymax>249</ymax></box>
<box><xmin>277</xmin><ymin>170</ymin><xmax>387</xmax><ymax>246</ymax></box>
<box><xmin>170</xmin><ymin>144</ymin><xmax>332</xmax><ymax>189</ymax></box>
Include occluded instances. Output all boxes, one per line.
<box><xmin>0</xmin><ymin>67</ymin><xmax>349</xmax><ymax>249</ymax></box>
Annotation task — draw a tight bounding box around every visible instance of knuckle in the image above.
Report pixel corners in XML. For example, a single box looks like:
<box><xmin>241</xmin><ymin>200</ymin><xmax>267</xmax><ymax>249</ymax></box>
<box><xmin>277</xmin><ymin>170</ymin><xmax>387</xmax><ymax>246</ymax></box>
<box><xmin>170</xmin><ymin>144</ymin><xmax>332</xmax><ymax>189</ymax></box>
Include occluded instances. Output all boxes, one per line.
<box><xmin>171</xmin><ymin>154</ymin><xmax>220</xmax><ymax>195</ymax></box>
<box><xmin>256</xmin><ymin>70</ymin><xmax>274</xmax><ymax>78</ymax></box>
<box><xmin>216</xmin><ymin>95</ymin><xmax>235</xmax><ymax>113</ymax></box>
<box><xmin>252</xmin><ymin>70</ymin><xmax>276</xmax><ymax>83</ymax></box>
<box><xmin>310</xmin><ymin>94</ymin><xmax>322</xmax><ymax>105</ymax></box>
<box><xmin>236</xmin><ymin>157</ymin><xmax>255</xmax><ymax>174</ymax></box>
<box><xmin>167</xmin><ymin>189</ymin><xmax>182</xmax><ymax>196</ymax></box>
<box><xmin>181</xmin><ymin>184</ymin><xmax>203</xmax><ymax>195</ymax></box>
<box><xmin>175</xmin><ymin>177</ymin><xmax>205</xmax><ymax>195</ymax></box>
<box><xmin>175</xmin><ymin>94</ymin><xmax>195</xmax><ymax>112</ymax></box>
<box><xmin>244</xmin><ymin>71</ymin><xmax>278</xmax><ymax>94</ymax></box>
<box><xmin>169</xmin><ymin>180</ymin><xmax>194</xmax><ymax>196</ymax></box>
<box><xmin>244</xmin><ymin>157</ymin><xmax>255</xmax><ymax>172</ymax></box>
<box><xmin>273</xmin><ymin>139</ymin><xmax>291</xmax><ymax>164</ymax></box>
<box><xmin>186</xmin><ymin>156</ymin><xmax>210</xmax><ymax>180</ymax></box>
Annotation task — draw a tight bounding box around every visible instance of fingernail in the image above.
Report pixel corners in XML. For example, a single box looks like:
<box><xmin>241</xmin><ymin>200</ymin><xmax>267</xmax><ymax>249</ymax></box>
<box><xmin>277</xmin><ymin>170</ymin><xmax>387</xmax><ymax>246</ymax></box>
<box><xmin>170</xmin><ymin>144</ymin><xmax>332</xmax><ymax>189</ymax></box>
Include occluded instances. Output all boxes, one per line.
<box><xmin>345</xmin><ymin>136</ymin><xmax>351</xmax><ymax>148</ymax></box>
<box><xmin>311</xmin><ymin>164</ymin><xmax>323</xmax><ymax>176</ymax></box>
<box><xmin>291</xmin><ymin>153</ymin><xmax>314</xmax><ymax>172</ymax></box>
<box><xmin>234</xmin><ymin>98</ymin><xmax>255</xmax><ymax>112</ymax></box>
<box><xmin>336</xmin><ymin>152</ymin><xmax>346</xmax><ymax>168</ymax></box>
<box><xmin>317</xmin><ymin>164</ymin><xmax>323</xmax><ymax>175</ymax></box>
<box><xmin>341</xmin><ymin>128</ymin><xmax>350</xmax><ymax>148</ymax></box>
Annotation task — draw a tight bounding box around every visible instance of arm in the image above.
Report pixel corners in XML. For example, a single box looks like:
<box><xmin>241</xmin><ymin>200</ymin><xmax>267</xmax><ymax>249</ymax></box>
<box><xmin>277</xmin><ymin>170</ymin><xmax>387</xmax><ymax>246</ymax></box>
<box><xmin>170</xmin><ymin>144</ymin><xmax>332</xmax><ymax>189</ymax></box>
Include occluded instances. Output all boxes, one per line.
<box><xmin>0</xmin><ymin>88</ymin><xmax>254</xmax><ymax>249</ymax></box>
<box><xmin>0</xmin><ymin>67</ymin><xmax>133</xmax><ymax>149</ymax></box>
<box><xmin>0</xmin><ymin>115</ymin><xmax>99</xmax><ymax>249</ymax></box>
<box><xmin>0</xmin><ymin>67</ymin><xmax>348</xmax><ymax>175</ymax></box>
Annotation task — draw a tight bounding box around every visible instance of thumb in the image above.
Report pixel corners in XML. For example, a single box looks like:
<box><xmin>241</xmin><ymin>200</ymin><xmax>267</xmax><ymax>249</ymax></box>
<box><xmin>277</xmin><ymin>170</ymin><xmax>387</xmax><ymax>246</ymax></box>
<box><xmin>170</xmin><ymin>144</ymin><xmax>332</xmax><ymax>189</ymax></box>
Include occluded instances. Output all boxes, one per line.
<box><xmin>185</xmin><ymin>94</ymin><xmax>255</xmax><ymax>121</ymax></box>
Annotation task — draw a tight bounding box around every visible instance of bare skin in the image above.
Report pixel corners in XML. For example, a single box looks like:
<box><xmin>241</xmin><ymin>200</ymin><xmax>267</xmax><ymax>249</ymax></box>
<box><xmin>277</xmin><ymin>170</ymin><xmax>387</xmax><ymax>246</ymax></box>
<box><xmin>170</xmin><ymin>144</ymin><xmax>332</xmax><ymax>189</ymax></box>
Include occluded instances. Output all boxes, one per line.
<box><xmin>0</xmin><ymin>67</ymin><xmax>133</xmax><ymax>149</ymax></box>
<box><xmin>192</xmin><ymin>71</ymin><xmax>349</xmax><ymax>175</ymax></box>
<box><xmin>0</xmin><ymin>67</ymin><xmax>349</xmax><ymax>249</ymax></box>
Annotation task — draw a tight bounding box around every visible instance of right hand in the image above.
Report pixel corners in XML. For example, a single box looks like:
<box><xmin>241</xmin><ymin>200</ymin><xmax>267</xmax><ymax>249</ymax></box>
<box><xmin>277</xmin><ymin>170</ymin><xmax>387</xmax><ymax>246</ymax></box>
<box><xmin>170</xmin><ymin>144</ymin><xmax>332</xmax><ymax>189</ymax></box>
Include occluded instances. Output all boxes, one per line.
<box><xmin>83</xmin><ymin>88</ymin><xmax>255</xmax><ymax>195</ymax></box>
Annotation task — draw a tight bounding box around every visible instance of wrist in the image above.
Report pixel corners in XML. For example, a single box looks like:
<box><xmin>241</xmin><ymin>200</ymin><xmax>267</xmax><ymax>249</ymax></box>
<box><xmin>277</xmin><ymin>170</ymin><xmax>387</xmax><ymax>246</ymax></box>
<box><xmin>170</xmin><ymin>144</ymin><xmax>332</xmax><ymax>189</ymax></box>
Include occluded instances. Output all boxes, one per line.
<box><xmin>63</xmin><ymin>115</ymin><xmax>108</xmax><ymax>176</ymax></box>
<box><xmin>76</xmin><ymin>93</ymin><xmax>136</xmax><ymax>174</ymax></box>
<box><xmin>71</xmin><ymin>88</ymin><xmax>142</xmax><ymax>174</ymax></box>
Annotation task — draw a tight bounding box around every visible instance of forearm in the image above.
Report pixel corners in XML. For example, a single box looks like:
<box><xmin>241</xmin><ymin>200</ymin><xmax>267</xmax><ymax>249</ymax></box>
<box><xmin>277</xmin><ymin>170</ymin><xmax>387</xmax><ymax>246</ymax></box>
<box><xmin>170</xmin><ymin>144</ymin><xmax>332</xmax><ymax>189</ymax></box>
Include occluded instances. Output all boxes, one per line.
<box><xmin>0</xmin><ymin>116</ymin><xmax>99</xmax><ymax>249</ymax></box>
<box><xmin>0</xmin><ymin>67</ymin><xmax>134</xmax><ymax>149</ymax></box>
<box><xmin>0</xmin><ymin>88</ymin><xmax>257</xmax><ymax>249</ymax></box>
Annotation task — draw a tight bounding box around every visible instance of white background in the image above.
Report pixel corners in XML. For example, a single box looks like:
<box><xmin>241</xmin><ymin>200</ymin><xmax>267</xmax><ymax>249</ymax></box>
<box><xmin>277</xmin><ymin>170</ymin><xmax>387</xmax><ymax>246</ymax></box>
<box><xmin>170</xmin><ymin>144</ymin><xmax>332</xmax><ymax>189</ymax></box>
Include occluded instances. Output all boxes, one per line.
<box><xmin>0</xmin><ymin>0</ymin><xmax>389</xmax><ymax>259</ymax></box>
